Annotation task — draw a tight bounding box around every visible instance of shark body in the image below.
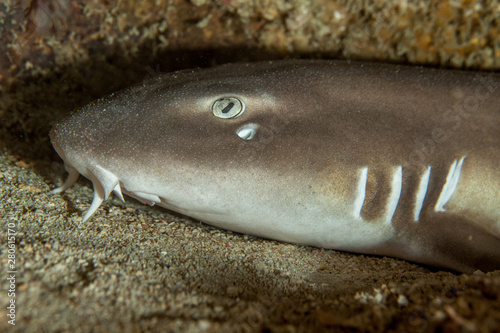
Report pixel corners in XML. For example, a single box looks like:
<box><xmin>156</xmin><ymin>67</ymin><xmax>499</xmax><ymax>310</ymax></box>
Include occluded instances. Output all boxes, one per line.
<box><xmin>50</xmin><ymin>60</ymin><xmax>500</xmax><ymax>272</ymax></box>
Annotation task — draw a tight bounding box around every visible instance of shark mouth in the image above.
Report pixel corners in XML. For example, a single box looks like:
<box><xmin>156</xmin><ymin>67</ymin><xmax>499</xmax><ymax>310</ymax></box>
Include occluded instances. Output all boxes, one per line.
<box><xmin>53</xmin><ymin>162</ymin><xmax>224</xmax><ymax>222</ymax></box>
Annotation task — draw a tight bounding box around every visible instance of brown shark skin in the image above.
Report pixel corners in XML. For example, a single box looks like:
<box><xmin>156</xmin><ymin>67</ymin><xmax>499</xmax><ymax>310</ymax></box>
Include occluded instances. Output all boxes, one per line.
<box><xmin>50</xmin><ymin>60</ymin><xmax>500</xmax><ymax>273</ymax></box>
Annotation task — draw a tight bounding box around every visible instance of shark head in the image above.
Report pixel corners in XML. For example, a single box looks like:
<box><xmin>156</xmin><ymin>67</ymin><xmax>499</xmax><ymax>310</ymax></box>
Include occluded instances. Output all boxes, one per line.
<box><xmin>50</xmin><ymin>62</ymin><xmax>327</xmax><ymax>232</ymax></box>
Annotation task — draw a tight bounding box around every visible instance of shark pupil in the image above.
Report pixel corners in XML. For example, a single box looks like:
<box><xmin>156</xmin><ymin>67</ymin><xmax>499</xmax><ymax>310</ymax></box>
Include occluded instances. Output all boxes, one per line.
<box><xmin>222</xmin><ymin>102</ymin><xmax>234</xmax><ymax>113</ymax></box>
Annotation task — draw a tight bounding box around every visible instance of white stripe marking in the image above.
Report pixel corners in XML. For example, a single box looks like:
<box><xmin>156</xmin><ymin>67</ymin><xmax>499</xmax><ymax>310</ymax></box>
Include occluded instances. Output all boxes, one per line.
<box><xmin>413</xmin><ymin>166</ymin><xmax>431</xmax><ymax>222</ymax></box>
<box><xmin>384</xmin><ymin>166</ymin><xmax>403</xmax><ymax>224</ymax></box>
<box><xmin>434</xmin><ymin>156</ymin><xmax>466</xmax><ymax>212</ymax></box>
<box><xmin>353</xmin><ymin>167</ymin><xmax>368</xmax><ymax>219</ymax></box>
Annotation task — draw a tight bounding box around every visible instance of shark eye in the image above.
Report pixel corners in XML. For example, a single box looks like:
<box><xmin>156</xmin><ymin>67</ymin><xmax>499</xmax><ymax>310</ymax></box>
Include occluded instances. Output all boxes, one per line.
<box><xmin>211</xmin><ymin>97</ymin><xmax>245</xmax><ymax>119</ymax></box>
<box><xmin>236</xmin><ymin>123</ymin><xmax>259</xmax><ymax>140</ymax></box>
